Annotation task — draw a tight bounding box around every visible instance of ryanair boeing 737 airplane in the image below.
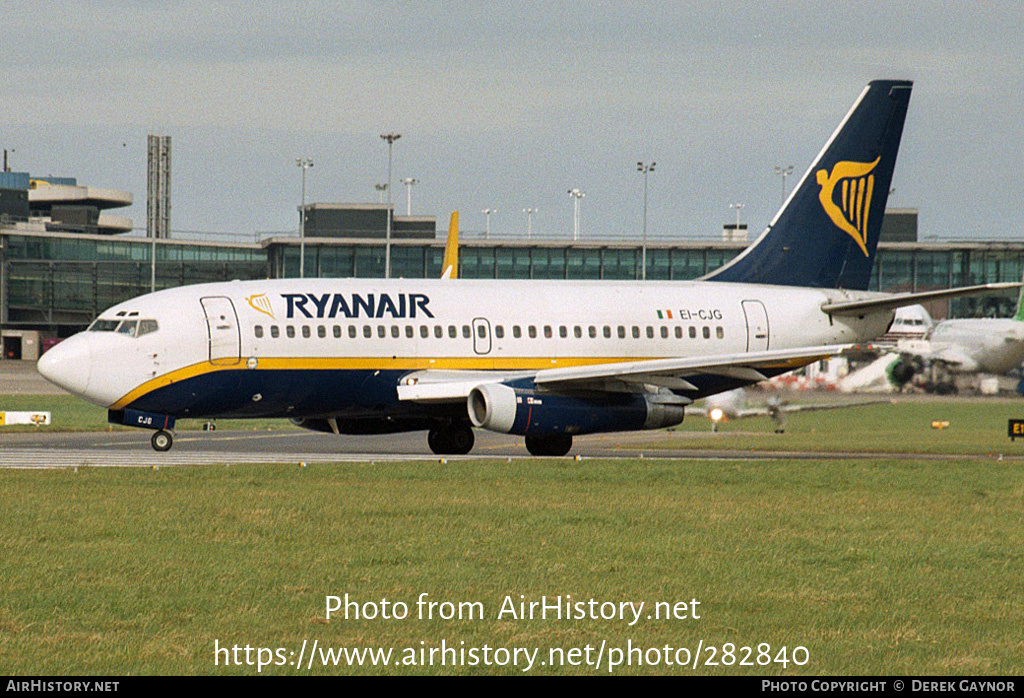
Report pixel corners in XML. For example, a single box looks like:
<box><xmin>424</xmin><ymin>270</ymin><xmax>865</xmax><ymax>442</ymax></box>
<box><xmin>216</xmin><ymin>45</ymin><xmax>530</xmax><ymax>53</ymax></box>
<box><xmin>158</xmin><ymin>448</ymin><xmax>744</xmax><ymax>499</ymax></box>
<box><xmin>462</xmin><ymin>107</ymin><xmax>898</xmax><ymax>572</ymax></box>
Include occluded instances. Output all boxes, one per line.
<box><xmin>36</xmin><ymin>80</ymin><xmax>1016</xmax><ymax>455</ymax></box>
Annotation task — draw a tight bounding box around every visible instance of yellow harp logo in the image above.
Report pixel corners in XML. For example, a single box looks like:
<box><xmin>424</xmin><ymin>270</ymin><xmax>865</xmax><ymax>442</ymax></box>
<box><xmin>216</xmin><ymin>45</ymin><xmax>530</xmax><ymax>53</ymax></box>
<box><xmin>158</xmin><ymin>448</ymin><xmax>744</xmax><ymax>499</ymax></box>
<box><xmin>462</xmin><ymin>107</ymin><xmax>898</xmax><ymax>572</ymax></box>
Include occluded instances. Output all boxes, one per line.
<box><xmin>815</xmin><ymin>157</ymin><xmax>880</xmax><ymax>257</ymax></box>
<box><xmin>246</xmin><ymin>293</ymin><xmax>275</xmax><ymax>319</ymax></box>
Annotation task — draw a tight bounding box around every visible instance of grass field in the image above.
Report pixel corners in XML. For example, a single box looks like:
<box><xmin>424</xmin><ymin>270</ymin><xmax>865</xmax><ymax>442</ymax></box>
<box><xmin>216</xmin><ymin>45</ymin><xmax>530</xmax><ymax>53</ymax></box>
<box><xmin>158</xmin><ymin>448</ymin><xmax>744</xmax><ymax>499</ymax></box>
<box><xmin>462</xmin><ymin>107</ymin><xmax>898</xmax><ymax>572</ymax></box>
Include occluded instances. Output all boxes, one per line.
<box><xmin>1</xmin><ymin>454</ymin><xmax>1022</xmax><ymax>675</ymax></box>
<box><xmin>664</xmin><ymin>397</ymin><xmax>1024</xmax><ymax>456</ymax></box>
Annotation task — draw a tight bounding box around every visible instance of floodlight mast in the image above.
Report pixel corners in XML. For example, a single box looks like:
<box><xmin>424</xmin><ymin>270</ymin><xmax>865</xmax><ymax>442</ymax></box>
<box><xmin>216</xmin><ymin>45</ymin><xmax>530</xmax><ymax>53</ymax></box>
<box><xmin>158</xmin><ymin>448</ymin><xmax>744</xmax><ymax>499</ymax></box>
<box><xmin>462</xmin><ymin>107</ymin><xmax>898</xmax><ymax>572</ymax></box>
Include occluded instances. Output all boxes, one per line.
<box><xmin>296</xmin><ymin>157</ymin><xmax>314</xmax><ymax>278</ymax></box>
<box><xmin>381</xmin><ymin>133</ymin><xmax>401</xmax><ymax>278</ymax></box>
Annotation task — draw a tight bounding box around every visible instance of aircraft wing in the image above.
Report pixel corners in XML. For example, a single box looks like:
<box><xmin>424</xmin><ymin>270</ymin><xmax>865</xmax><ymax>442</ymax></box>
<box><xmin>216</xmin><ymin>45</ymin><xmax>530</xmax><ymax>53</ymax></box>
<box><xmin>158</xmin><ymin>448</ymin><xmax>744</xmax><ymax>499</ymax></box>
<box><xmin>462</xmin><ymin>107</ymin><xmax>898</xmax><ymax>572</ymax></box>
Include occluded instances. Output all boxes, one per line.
<box><xmin>903</xmin><ymin>345</ymin><xmax>979</xmax><ymax>372</ymax></box>
<box><xmin>397</xmin><ymin>344</ymin><xmax>849</xmax><ymax>403</ymax></box>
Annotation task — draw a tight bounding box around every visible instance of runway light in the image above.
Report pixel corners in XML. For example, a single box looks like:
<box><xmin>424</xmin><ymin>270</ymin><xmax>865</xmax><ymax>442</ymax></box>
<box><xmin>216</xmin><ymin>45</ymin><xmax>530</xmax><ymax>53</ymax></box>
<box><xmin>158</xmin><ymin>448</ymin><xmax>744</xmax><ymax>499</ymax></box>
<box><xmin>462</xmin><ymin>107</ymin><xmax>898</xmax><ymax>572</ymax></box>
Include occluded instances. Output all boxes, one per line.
<box><xmin>710</xmin><ymin>407</ymin><xmax>725</xmax><ymax>422</ymax></box>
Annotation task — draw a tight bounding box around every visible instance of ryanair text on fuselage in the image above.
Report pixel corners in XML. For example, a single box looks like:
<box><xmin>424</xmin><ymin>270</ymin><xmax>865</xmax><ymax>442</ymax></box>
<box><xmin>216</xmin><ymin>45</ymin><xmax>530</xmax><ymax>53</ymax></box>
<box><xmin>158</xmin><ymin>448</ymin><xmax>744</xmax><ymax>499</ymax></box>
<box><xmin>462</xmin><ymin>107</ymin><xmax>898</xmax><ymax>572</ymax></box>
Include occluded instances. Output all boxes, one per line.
<box><xmin>282</xmin><ymin>292</ymin><xmax>435</xmax><ymax>320</ymax></box>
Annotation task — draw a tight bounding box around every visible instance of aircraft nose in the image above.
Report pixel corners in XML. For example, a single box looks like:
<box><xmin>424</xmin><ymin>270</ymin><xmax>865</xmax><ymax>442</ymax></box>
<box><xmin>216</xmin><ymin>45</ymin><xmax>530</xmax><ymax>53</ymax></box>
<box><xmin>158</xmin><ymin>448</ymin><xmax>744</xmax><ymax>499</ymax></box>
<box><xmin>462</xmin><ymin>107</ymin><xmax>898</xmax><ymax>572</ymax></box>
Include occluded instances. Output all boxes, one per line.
<box><xmin>37</xmin><ymin>334</ymin><xmax>92</xmax><ymax>396</ymax></box>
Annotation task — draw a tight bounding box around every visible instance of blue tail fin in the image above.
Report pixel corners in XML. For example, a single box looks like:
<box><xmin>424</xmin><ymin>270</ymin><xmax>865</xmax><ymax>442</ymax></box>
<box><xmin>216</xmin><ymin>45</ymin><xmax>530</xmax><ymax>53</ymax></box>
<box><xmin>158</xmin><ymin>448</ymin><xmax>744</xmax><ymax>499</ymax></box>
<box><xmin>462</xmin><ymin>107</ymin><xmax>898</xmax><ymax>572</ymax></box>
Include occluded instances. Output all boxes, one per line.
<box><xmin>706</xmin><ymin>80</ymin><xmax>912</xmax><ymax>290</ymax></box>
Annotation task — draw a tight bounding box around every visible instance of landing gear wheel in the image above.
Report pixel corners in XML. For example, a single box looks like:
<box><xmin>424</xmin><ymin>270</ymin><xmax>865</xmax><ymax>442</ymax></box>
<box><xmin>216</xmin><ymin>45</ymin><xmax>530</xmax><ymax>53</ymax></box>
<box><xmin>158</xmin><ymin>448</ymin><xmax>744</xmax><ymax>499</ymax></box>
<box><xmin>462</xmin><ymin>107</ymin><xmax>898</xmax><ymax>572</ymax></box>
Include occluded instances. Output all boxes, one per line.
<box><xmin>427</xmin><ymin>424</ymin><xmax>475</xmax><ymax>455</ymax></box>
<box><xmin>447</xmin><ymin>424</ymin><xmax>474</xmax><ymax>455</ymax></box>
<box><xmin>151</xmin><ymin>430</ymin><xmax>173</xmax><ymax>452</ymax></box>
<box><xmin>525</xmin><ymin>434</ymin><xmax>572</xmax><ymax>457</ymax></box>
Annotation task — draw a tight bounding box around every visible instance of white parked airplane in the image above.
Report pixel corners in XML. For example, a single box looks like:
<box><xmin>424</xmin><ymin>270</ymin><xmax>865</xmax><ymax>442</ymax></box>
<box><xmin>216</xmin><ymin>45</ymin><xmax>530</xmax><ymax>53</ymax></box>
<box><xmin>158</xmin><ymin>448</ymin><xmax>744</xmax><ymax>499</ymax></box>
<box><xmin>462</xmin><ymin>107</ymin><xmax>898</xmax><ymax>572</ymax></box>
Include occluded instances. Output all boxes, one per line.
<box><xmin>36</xmin><ymin>80</ymin><xmax>1016</xmax><ymax>455</ymax></box>
<box><xmin>887</xmin><ymin>291</ymin><xmax>1024</xmax><ymax>392</ymax></box>
<box><xmin>693</xmin><ymin>388</ymin><xmax>885</xmax><ymax>433</ymax></box>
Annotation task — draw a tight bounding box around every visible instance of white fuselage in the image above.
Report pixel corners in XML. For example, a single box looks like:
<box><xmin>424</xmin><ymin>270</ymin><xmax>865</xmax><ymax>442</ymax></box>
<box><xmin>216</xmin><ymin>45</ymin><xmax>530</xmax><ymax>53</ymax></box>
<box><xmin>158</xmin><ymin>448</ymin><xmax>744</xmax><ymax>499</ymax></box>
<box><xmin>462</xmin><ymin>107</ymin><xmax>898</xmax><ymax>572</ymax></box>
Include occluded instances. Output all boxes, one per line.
<box><xmin>37</xmin><ymin>278</ymin><xmax>892</xmax><ymax>416</ymax></box>
<box><xmin>917</xmin><ymin>318</ymin><xmax>1024</xmax><ymax>374</ymax></box>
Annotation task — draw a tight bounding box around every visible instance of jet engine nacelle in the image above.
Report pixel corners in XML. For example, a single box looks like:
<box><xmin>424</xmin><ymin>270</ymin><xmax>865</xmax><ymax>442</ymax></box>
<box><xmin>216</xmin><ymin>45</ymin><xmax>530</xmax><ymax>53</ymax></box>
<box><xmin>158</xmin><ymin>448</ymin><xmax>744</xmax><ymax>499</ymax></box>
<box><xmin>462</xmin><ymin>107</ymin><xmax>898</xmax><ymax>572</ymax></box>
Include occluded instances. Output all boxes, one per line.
<box><xmin>467</xmin><ymin>382</ymin><xmax>685</xmax><ymax>436</ymax></box>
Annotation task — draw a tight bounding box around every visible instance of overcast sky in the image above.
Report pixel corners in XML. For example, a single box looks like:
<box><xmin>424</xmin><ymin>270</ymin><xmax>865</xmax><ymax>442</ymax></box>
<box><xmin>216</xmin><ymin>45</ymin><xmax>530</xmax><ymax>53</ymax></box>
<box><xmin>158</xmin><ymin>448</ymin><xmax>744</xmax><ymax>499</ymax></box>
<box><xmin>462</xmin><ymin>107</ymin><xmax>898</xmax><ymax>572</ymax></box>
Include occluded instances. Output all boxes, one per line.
<box><xmin>3</xmin><ymin>1</ymin><xmax>1022</xmax><ymax>243</ymax></box>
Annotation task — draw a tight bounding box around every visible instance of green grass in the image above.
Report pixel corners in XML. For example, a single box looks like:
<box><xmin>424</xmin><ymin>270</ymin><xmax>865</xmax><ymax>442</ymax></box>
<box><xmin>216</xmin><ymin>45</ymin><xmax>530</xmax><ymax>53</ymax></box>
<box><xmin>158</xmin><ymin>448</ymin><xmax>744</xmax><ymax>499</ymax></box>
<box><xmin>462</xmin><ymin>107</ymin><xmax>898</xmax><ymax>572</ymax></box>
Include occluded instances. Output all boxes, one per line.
<box><xmin>1</xmin><ymin>459</ymin><xmax>1021</xmax><ymax>675</ymax></box>
<box><xmin>658</xmin><ymin>398</ymin><xmax>1024</xmax><ymax>456</ymax></box>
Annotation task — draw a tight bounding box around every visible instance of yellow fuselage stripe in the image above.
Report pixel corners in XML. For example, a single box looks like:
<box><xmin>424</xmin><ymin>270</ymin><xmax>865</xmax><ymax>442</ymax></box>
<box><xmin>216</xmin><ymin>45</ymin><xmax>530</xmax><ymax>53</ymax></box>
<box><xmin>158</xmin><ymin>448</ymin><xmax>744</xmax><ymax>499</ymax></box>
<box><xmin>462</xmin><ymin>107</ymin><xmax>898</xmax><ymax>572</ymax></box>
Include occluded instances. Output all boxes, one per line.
<box><xmin>110</xmin><ymin>354</ymin><xmax>818</xmax><ymax>411</ymax></box>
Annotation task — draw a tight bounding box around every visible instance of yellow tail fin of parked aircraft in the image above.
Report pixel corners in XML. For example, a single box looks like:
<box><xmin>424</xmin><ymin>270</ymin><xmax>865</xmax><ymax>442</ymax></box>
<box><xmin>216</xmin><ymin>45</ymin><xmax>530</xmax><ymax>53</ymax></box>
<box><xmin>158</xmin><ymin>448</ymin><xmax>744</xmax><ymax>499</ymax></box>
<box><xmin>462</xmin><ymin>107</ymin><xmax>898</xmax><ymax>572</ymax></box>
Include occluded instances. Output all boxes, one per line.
<box><xmin>441</xmin><ymin>211</ymin><xmax>459</xmax><ymax>279</ymax></box>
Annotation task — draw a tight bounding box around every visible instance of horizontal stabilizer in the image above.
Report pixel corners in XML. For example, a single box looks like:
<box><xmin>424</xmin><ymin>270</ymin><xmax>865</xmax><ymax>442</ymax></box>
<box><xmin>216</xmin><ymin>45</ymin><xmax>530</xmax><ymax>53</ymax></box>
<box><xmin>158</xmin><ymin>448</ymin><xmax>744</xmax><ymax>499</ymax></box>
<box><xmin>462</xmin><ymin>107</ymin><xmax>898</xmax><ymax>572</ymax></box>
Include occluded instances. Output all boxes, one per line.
<box><xmin>821</xmin><ymin>283</ymin><xmax>1021</xmax><ymax>316</ymax></box>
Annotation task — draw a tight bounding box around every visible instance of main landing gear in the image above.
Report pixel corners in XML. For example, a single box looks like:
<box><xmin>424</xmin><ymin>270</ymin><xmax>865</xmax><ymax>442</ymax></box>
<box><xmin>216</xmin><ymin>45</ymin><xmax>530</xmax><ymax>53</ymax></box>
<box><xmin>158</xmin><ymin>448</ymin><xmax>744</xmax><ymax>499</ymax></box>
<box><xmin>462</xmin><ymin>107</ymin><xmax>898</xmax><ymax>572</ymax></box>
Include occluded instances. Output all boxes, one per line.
<box><xmin>524</xmin><ymin>434</ymin><xmax>573</xmax><ymax>457</ymax></box>
<box><xmin>427</xmin><ymin>423</ymin><xmax>475</xmax><ymax>455</ymax></box>
<box><xmin>151</xmin><ymin>430</ymin><xmax>174</xmax><ymax>452</ymax></box>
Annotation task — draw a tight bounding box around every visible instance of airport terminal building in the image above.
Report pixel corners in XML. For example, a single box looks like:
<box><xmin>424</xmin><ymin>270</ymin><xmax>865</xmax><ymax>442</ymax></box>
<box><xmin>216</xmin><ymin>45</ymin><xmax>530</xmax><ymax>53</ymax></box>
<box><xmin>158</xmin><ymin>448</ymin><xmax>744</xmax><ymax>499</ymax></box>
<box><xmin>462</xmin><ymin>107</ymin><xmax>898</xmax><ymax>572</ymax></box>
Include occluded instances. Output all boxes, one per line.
<box><xmin>3</xmin><ymin>192</ymin><xmax>1024</xmax><ymax>358</ymax></box>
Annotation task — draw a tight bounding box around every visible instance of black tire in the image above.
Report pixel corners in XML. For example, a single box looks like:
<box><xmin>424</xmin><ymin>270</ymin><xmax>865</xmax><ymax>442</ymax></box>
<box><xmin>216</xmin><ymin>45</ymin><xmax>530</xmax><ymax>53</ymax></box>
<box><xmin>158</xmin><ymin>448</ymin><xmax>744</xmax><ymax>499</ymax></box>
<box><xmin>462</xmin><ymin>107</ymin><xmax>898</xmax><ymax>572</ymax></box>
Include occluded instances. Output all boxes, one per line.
<box><xmin>525</xmin><ymin>434</ymin><xmax>572</xmax><ymax>457</ymax></box>
<box><xmin>427</xmin><ymin>427</ymin><xmax>443</xmax><ymax>454</ymax></box>
<box><xmin>427</xmin><ymin>425</ymin><xmax>475</xmax><ymax>455</ymax></box>
<box><xmin>447</xmin><ymin>425</ymin><xmax>474</xmax><ymax>455</ymax></box>
<box><xmin>151</xmin><ymin>430</ymin><xmax>173</xmax><ymax>452</ymax></box>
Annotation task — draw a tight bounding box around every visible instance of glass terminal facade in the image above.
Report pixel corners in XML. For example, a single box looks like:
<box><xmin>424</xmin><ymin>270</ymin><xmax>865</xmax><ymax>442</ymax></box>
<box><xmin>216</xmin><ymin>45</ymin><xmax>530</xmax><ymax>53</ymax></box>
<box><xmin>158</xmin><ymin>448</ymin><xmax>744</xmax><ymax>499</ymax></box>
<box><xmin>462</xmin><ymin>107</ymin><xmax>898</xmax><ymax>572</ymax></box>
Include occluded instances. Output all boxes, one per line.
<box><xmin>3</xmin><ymin>229</ymin><xmax>1023</xmax><ymax>335</ymax></box>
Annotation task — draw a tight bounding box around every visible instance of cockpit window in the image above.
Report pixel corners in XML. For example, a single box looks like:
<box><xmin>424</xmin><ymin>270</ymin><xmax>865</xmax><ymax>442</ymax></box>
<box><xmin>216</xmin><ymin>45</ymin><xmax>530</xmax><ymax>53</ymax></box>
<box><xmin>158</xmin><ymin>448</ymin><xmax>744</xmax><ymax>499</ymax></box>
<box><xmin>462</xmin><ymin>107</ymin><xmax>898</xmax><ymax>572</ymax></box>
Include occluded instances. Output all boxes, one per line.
<box><xmin>116</xmin><ymin>320</ymin><xmax>138</xmax><ymax>336</ymax></box>
<box><xmin>88</xmin><ymin>319</ymin><xmax>121</xmax><ymax>332</ymax></box>
<box><xmin>88</xmin><ymin>318</ymin><xmax>158</xmax><ymax>337</ymax></box>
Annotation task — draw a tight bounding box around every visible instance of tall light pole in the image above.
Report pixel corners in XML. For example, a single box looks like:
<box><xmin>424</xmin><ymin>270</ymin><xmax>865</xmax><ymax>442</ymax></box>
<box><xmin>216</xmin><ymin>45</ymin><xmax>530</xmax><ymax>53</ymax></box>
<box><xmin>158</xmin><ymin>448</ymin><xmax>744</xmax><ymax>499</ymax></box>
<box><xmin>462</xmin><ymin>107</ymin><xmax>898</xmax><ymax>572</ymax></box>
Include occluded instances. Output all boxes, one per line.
<box><xmin>637</xmin><ymin>162</ymin><xmax>655</xmax><ymax>280</ymax></box>
<box><xmin>482</xmin><ymin>209</ymin><xmax>496</xmax><ymax>239</ymax></box>
<box><xmin>402</xmin><ymin>177</ymin><xmax>419</xmax><ymax>215</ymax></box>
<box><xmin>567</xmin><ymin>188</ymin><xmax>585</xmax><ymax>240</ymax></box>
<box><xmin>729</xmin><ymin>201</ymin><xmax>745</xmax><ymax>241</ymax></box>
<box><xmin>296</xmin><ymin>156</ymin><xmax>313</xmax><ymax>279</ymax></box>
<box><xmin>374</xmin><ymin>183</ymin><xmax>387</xmax><ymax>203</ymax></box>
<box><xmin>523</xmin><ymin>208</ymin><xmax>538</xmax><ymax>239</ymax></box>
<box><xmin>380</xmin><ymin>133</ymin><xmax>401</xmax><ymax>278</ymax></box>
<box><xmin>774</xmin><ymin>164</ymin><xmax>794</xmax><ymax>207</ymax></box>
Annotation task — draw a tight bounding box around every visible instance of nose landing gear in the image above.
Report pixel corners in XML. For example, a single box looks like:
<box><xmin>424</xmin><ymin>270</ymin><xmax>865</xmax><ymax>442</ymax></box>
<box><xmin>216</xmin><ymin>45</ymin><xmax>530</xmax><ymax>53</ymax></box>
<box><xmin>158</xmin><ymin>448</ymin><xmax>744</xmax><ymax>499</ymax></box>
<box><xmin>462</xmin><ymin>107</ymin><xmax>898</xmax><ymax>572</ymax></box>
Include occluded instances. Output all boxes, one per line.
<box><xmin>108</xmin><ymin>409</ymin><xmax>177</xmax><ymax>452</ymax></box>
<box><xmin>151</xmin><ymin>430</ymin><xmax>174</xmax><ymax>452</ymax></box>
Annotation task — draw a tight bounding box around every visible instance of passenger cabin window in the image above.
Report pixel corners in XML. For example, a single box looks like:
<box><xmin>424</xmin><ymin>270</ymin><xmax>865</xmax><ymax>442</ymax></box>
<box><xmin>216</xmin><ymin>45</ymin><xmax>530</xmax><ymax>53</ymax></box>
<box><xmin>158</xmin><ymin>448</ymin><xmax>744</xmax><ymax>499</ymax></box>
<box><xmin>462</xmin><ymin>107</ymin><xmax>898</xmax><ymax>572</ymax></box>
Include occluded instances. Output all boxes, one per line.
<box><xmin>434</xmin><ymin>326</ymin><xmax>443</xmax><ymax>338</ymax></box>
<box><xmin>675</xmin><ymin>327</ymin><xmax>683</xmax><ymax>339</ymax></box>
<box><xmin>377</xmin><ymin>326</ymin><xmax>386</xmax><ymax>339</ymax></box>
<box><xmin>513</xmin><ymin>325</ymin><xmax>522</xmax><ymax>338</ymax></box>
<box><xmin>349</xmin><ymin>326</ymin><xmax>357</xmax><ymax>339</ymax></box>
<box><xmin>478</xmin><ymin>325</ymin><xmax>487</xmax><ymax>339</ymax></box>
<box><xmin>660</xmin><ymin>327</ymin><xmax>668</xmax><ymax>339</ymax></box>
<box><xmin>302</xmin><ymin>326</ymin><xmax>311</xmax><ymax>339</ymax></box>
<box><xmin>271</xmin><ymin>326</ymin><xmax>280</xmax><ymax>338</ymax></box>
<box><xmin>334</xmin><ymin>326</ymin><xmax>342</xmax><ymax>338</ymax></box>
<box><xmin>558</xmin><ymin>325</ymin><xmax>567</xmax><ymax>338</ymax></box>
<box><xmin>544</xmin><ymin>325</ymin><xmax>553</xmax><ymax>339</ymax></box>
<box><xmin>631</xmin><ymin>326</ymin><xmax>640</xmax><ymax>339</ymax></box>
<box><xmin>363</xmin><ymin>326</ymin><xmax>372</xmax><ymax>338</ymax></box>
<box><xmin>462</xmin><ymin>325</ymin><xmax>471</xmax><ymax>339</ymax></box>
<box><xmin>604</xmin><ymin>326</ymin><xmax>612</xmax><ymax>338</ymax></box>
<box><xmin>528</xmin><ymin>326</ymin><xmax>537</xmax><ymax>339</ymax></box>
<box><xmin>405</xmin><ymin>326</ymin><xmax>414</xmax><ymax>338</ymax></box>
<box><xmin>703</xmin><ymin>326</ymin><xmax>711</xmax><ymax>339</ymax></box>
<box><xmin>391</xmin><ymin>326</ymin><xmax>400</xmax><ymax>338</ymax></box>
<box><xmin>254</xmin><ymin>325</ymin><xmax>264</xmax><ymax>338</ymax></box>
<box><xmin>646</xmin><ymin>326</ymin><xmax>654</xmax><ymax>339</ymax></box>
<box><xmin>420</xmin><ymin>326</ymin><xmax>429</xmax><ymax>339</ymax></box>
<box><xmin>448</xmin><ymin>325</ymin><xmax>457</xmax><ymax>338</ymax></box>
<box><xmin>589</xmin><ymin>326</ymin><xmax>597</xmax><ymax>338</ymax></box>
<box><xmin>689</xmin><ymin>327</ymin><xmax>696</xmax><ymax>339</ymax></box>
<box><xmin>317</xmin><ymin>325</ymin><xmax>326</xmax><ymax>338</ymax></box>
<box><xmin>287</xmin><ymin>326</ymin><xmax>296</xmax><ymax>338</ymax></box>
<box><xmin>495</xmin><ymin>325</ymin><xmax>505</xmax><ymax>339</ymax></box>
<box><xmin>716</xmin><ymin>326</ymin><xmax>724</xmax><ymax>339</ymax></box>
